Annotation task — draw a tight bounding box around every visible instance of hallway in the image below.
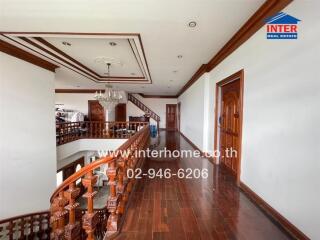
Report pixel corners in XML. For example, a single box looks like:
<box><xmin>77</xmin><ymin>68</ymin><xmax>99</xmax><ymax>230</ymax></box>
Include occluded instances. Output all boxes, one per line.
<box><xmin>115</xmin><ymin>131</ymin><xmax>291</xmax><ymax>240</ymax></box>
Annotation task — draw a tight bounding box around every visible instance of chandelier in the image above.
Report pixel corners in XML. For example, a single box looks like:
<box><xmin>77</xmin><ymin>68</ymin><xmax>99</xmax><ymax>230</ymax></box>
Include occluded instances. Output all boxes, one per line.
<box><xmin>94</xmin><ymin>62</ymin><xmax>123</xmax><ymax>109</ymax></box>
<box><xmin>94</xmin><ymin>84</ymin><xmax>123</xmax><ymax>109</ymax></box>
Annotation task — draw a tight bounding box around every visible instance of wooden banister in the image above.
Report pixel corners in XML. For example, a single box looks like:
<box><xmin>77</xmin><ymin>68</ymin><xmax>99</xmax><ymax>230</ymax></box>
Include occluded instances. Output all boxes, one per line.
<box><xmin>50</xmin><ymin>123</ymin><xmax>150</xmax><ymax>239</ymax></box>
<box><xmin>128</xmin><ymin>93</ymin><xmax>160</xmax><ymax>132</ymax></box>
<box><xmin>0</xmin><ymin>211</ymin><xmax>50</xmax><ymax>239</ymax></box>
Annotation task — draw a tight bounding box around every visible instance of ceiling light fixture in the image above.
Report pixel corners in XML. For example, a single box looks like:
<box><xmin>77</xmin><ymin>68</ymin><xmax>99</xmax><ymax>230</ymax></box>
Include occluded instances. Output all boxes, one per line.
<box><xmin>188</xmin><ymin>21</ymin><xmax>197</xmax><ymax>28</ymax></box>
<box><xmin>173</xmin><ymin>70</ymin><xmax>178</xmax><ymax>73</ymax></box>
<box><xmin>177</xmin><ymin>55</ymin><xmax>183</xmax><ymax>59</ymax></box>
<box><xmin>109</xmin><ymin>42</ymin><xmax>117</xmax><ymax>46</ymax></box>
<box><xmin>62</xmin><ymin>41</ymin><xmax>71</xmax><ymax>46</ymax></box>
<box><xmin>94</xmin><ymin>84</ymin><xmax>122</xmax><ymax>109</ymax></box>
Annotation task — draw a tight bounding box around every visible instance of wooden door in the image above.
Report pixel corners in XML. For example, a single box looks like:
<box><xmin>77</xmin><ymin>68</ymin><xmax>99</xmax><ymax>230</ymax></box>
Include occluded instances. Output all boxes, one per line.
<box><xmin>166</xmin><ymin>104</ymin><xmax>177</xmax><ymax>131</ymax></box>
<box><xmin>115</xmin><ymin>103</ymin><xmax>126</xmax><ymax>122</ymax></box>
<box><xmin>219</xmin><ymin>79</ymin><xmax>240</xmax><ymax>176</ymax></box>
<box><xmin>60</xmin><ymin>157</ymin><xmax>85</xmax><ymax>181</ymax></box>
<box><xmin>88</xmin><ymin>100</ymin><xmax>105</xmax><ymax>121</ymax></box>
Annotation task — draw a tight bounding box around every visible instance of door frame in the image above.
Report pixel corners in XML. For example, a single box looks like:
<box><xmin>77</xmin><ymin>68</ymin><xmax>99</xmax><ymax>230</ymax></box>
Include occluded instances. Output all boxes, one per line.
<box><xmin>166</xmin><ymin>104</ymin><xmax>177</xmax><ymax>130</ymax></box>
<box><xmin>214</xmin><ymin>69</ymin><xmax>244</xmax><ymax>185</ymax></box>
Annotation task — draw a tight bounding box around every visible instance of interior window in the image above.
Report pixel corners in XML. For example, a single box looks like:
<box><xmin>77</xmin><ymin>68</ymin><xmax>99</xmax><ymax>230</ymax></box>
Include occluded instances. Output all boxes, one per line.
<box><xmin>75</xmin><ymin>164</ymin><xmax>82</xmax><ymax>185</ymax></box>
<box><xmin>56</xmin><ymin>170</ymin><xmax>63</xmax><ymax>187</ymax></box>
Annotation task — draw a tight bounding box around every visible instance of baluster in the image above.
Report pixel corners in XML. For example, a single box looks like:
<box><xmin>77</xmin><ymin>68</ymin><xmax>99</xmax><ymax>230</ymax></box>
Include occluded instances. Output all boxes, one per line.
<box><xmin>64</xmin><ymin>183</ymin><xmax>81</xmax><ymax>240</ymax></box>
<box><xmin>116</xmin><ymin>157</ymin><xmax>127</xmax><ymax>215</ymax></box>
<box><xmin>19</xmin><ymin>217</ymin><xmax>25</xmax><ymax>239</ymax></box>
<box><xmin>82</xmin><ymin>171</ymin><xmax>98</xmax><ymax>240</ymax></box>
<box><xmin>50</xmin><ymin>192</ymin><xmax>68</xmax><ymax>240</ymax></box>
<box><xmin>90</xmin><ymin>122</ymin><xmax>93</xmax><ymax>138</ymax></box>
<box><xmin>100</xmin><ymin>122</ymin><xmax>103</xmax><ymax>138</ymax></box>
<box><xmin>105</xmin><ymin>122</ymin><xmax>109</xmax><ymax>138</ymax></box>
<box><xmin>106</xmin><ymin>161</ymin><xmax>119</xmax><ymax>236</ymax></box>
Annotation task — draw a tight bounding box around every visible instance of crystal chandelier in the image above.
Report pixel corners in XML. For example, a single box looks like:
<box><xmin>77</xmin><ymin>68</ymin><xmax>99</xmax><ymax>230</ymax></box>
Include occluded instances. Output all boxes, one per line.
<box><xmin>94</xmin><ymin>62</ymin><xmax>123</xmax><ymax>109</ymax></box>
<box><xmin>94</xmin><ymin>85</ymin><xmax>123</xmax><ymax>109</ymax></box>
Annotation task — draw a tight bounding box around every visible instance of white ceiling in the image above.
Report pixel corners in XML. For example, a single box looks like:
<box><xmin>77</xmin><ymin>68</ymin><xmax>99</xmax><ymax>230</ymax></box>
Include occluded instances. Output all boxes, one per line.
<box><xmin>45</xmin><ymin>37</ymin><xmax>144</xmax><ymax>78</ymax></box>
<box><xmin>0</xmin><ymin>0</ymin><xmax>265</xmax><ymax>95</ymax></box>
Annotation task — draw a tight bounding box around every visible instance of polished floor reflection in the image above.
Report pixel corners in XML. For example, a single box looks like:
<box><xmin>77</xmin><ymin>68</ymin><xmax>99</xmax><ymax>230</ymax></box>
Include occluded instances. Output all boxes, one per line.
<box><xmin>115</xmin><ymin>131</ymin><xmax>291</xmax><ymax>240</ymax></box>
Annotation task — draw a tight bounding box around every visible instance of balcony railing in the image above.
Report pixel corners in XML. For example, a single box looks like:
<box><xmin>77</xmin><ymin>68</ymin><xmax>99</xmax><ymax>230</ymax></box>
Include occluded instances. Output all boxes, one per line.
<box><xmin>56</xmin><ymin>121</ymin><xmax>148</xmax><ymax>146</ymax></box>
<box><xmin>50</xmin><ymin>123</ymin><xmax>150</xmax><ymax>239</ymax></box>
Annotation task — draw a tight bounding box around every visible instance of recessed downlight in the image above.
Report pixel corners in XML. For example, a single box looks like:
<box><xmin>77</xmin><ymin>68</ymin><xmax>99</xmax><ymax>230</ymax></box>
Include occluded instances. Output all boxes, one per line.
<box><xmin>177</xmin><ymin>55</ymin><xmax>183</xmax><ymax>59</ymax></box>
<box><xmin>188</xmin><ymin>21</ymin><xmax>197</xmax><ymax>28</ymax></box>
<box><xmin>173</xmin><ymin>70</ymin><xmax>178</xmax><ymax>73</ymax></box>
<box><xmin>62</xmin><ymin>41</ymin><xmax>71</xmax><ymax>46</ymax></box>
<box><xmin>109</xmin><ymin>42</ymin><xmax>117</xmax><ymax>46</ymax></box>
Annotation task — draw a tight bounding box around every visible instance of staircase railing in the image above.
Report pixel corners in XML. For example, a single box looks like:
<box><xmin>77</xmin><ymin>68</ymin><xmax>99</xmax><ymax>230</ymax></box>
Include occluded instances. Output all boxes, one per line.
<box><xmin>128</xmin><ymin>93</ymin><xmax>160</xmax><ymax>131</ymax></box>
<box><xmin>50</xmin><ymin>124</ymin><xmax>150</xmax><ymax>240</ymax></box>
<box><xmin>0</xmin><ymin>211</ymin><xmax>50</xmax><ymax>239</ymax></box>
<box><xmin>56</xmin><ymin>121</ymin><xmax>146</xmax><ymax>146</ymax></box>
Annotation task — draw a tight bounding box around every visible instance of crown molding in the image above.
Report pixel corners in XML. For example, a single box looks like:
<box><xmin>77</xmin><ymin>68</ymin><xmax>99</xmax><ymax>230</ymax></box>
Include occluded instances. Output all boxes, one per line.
<box><xmin>138</xmin><ymin>93</ymin><xmax>178</xmax><ymax>99</ymax></box>
<box><xmin>177</xmin><ymin>0</ymin><xmax>293</xmax><ymax>97</ymax></box>
<box><xmin>55</xmin><ymin>89</ymin><xmax>105</xmax><ymax>94</ymax></box>
<box><xmin>0</xmin><ymin>39</ymin><xmax>58</xmax><ymax>72</ymax></box>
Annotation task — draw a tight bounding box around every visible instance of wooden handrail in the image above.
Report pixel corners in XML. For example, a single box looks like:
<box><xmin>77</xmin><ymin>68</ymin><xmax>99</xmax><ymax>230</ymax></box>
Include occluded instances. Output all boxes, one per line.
<box><xmin>56</xmin><ymin>121</ymin><xmax>147</xmax><ymax>145</ymax></box>
<box><xmin>0</xmin><ymin>210</ymin><xmax>50</xmax><ymax>224</ymax></box>
<box><xmin>50</xmin><ymin>123</ymin><xmax>150</xmax><ymax>239</ymax></box>
<box><xmin>0</xmin><ymin>211</ymin><xmax>50</xmax><ymax>239</ymax></box>
<box><xmin>52</xmin><ymin>123</ymin><xmax>148</xmax><ymax>201</ymax></box>
<box><xmin>128</xmin><ymin>93</ymin><xmax>160</xmax><ymax>121</ymax></box>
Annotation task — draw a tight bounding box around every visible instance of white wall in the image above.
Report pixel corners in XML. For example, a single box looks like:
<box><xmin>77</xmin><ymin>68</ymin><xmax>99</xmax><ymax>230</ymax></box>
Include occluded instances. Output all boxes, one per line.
<box><xmin>57</xmin><ymin>138</ymin><xmax>126</xmax><ymax>163</ymax></box>
<box><xmin>55</xmin><ymin>93</ymin><xmax>95</xmax><ymax>115</ymax></box>
<box><xmin>128</xmin><ymin>94</ymin><xmax>177</xmax><ymax>129</ymax></box>
<box><xmin>179</xmin><ymin>1</ymin><xmax>320</xmax><ymax>238</ymax></box>
<box><xmin>0</xmin><ymin>53</ymin><xmax>56</xmax><ymax>219</ymax></box>
<box><xmin>178</xmin><ymin>75</ymin><xmax>206</xmax><ymax>150</ymax></box>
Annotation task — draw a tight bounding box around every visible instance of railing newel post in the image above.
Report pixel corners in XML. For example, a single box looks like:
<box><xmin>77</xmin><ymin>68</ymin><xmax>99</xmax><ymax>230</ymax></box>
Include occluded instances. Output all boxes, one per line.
<box><xmin>64</xmin><ymin>183</ymin><xmax>81</xmax><ymax>240</ymax></box>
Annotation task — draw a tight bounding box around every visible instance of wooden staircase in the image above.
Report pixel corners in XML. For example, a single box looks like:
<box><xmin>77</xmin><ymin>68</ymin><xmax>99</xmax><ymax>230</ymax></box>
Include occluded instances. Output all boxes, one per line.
<box><xmin>128</xmin><ymin>93</ymin><xmax>160</xmax><ymax>131</ymax></box>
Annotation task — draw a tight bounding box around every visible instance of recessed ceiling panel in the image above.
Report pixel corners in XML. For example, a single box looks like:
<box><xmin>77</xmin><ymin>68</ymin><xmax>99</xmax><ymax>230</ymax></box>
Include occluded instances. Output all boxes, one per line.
<box><xmin>0</xmin><ymin>33</ymin><xmax>152</xmax><ymax>83</ymax></box>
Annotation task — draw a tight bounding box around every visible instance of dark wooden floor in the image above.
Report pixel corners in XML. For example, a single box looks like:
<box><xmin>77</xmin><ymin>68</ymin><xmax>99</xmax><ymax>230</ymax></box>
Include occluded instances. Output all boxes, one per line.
<box><xmin>115</xmin><ymin>131</ymin><xmax>291</xmax><ymax>240</ymax></box>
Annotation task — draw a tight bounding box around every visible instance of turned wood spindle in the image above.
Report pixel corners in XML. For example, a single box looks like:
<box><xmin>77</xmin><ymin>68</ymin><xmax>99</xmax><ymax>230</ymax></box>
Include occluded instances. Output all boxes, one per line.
<box><xmin>64</xmin><ymin>183</ymin><xmax>81</xmax><ymax>240</ymax></box>
<box><xmin>106</xmin><ymin>160</ymin><xmax>119</xmax><ymax>236</ymax></box>
<box><xmin>82</xmin><ymin>171</ymin><xmax>98</xmax><ymax>240</ymax></box>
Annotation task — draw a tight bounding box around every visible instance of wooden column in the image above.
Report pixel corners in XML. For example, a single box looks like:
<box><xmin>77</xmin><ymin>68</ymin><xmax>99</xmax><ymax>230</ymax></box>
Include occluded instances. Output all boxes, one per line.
<box><xmin>50</xmin><ymin>192</ymin><xmax>68</xmax><ymax>240</ymax></box>
<box><xmin>106</xmin><ymin>161</ymin><xmax>119</xmax><ymax>237</ymax></box>
<box><xmin>82</xmin><ymin>171</ymin><xmax>98</xmax><ymax>240</ymax></box>
<box><xmin>64</xmin><ymin>183</ymin><xmax>81</xmax><ymax>240</ymax></box>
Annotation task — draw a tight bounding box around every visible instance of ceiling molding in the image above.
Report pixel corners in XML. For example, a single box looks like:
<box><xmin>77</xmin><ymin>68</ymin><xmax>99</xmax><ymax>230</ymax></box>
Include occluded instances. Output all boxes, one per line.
<box><xmin>0</xmin><ymin>39</ymin><xmax>58</xmax><ymax>72</ymax></box>
<box><xmin>177</xmin><ymin>0</ymin><xmax>293</xmax><ymax>97</ymax></box>
<box><xmin>0</xmin><ymin>32</ymin><xmax>152</xmax><ymax>84</ymax></box>
<box><xmin>55</xmin><ymin>89</ymin><xmax>105</xmax><ymax>94</ymax></box>
<box><xmin>138</xmin><ymin>93</ymin><xmax>178</xmax><ymax>99</ymax></box>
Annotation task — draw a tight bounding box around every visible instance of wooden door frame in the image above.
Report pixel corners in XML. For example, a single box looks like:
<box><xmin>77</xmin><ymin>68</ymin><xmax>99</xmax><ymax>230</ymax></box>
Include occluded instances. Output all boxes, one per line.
<box><xmin>214</xmin><ymin>69</ymin><xmax>244</xmax><ymax>185</ymax></box>
<box><xmin>166</xmin><ymin>104</ymin><xmax>177</xmax><ymax>130</ymax></box>
<box><xmin>88</xmin><ymin>100</ymin><xmax>105</xmax><ymax>121</ymax></box>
